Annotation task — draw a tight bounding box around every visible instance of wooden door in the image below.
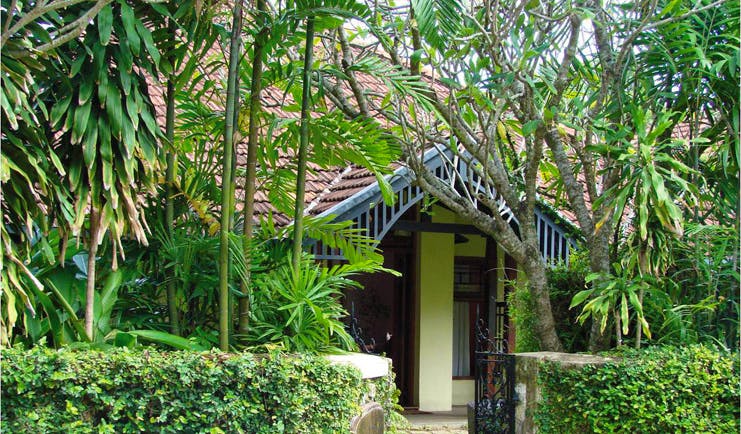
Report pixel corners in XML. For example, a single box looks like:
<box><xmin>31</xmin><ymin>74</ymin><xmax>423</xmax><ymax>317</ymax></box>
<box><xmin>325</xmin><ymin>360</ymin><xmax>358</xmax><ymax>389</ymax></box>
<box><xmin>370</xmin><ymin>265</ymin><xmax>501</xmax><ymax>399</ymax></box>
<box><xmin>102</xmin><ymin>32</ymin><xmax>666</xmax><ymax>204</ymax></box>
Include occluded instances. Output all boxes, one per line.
<box><xmin>345</xmin><ymin>234</ymin><xmax>416</xmax><ymax>406</ymax></box>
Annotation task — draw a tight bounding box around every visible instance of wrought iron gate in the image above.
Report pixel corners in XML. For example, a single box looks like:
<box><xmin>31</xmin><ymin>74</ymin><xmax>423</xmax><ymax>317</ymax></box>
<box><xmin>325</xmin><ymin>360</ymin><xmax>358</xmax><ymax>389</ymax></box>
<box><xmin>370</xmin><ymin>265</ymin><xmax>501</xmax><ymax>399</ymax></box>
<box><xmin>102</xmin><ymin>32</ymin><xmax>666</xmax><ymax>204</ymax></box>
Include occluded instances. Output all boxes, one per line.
<box><xmin>473</xmin><ymin>319</ymin><xmax>516</xmax><ymax>434</ymax></box>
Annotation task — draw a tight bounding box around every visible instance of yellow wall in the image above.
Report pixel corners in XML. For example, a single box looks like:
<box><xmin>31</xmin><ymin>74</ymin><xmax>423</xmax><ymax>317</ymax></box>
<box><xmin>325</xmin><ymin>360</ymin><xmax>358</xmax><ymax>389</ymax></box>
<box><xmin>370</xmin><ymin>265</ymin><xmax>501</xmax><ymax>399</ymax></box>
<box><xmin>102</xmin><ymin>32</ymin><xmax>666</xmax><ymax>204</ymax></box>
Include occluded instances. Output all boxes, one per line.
<box><xmin>452</xmin><ymin>379</ymin><xmax>475</xmax><ymax>406</ymax></box>
<box><xmin>416</xmin><ymin>208</ymin><xmax>522</xmax><ymax>410</ymax></box>
<box><xmin>454</xmin><ymin>234</ymin><xmax>486</xmax><ymax>257</ymax></box>
<box><xmin>418</xmin><ymin>207</ymin><xmax>455</xmax><ymax>411</ymax></box>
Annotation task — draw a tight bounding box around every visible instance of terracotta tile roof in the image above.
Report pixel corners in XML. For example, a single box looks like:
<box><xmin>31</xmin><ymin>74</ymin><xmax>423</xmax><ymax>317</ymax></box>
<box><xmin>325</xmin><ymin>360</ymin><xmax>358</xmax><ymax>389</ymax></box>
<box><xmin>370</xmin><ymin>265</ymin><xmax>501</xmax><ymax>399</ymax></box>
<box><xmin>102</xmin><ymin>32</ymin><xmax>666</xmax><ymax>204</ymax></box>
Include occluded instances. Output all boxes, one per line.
<box><xmin>146</xmin><ymin>42</ymin><xmax>418</xmax><ymax>226</ymax></box>
<box><xmin>151</xmin><ymin>42</ymin><xmax>699</xmax><ymax>231</ymax></box>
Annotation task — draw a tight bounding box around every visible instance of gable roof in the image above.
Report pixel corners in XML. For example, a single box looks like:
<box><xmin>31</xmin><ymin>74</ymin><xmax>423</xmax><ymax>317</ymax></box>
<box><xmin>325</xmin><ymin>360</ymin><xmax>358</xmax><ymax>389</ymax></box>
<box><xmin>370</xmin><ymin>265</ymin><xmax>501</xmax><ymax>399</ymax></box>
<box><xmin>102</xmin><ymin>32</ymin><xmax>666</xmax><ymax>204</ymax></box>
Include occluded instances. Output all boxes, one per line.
<box><xmin>145</xmin><ymin>43</ymin><xmax>578</xmax><ymax>264</ymax></box>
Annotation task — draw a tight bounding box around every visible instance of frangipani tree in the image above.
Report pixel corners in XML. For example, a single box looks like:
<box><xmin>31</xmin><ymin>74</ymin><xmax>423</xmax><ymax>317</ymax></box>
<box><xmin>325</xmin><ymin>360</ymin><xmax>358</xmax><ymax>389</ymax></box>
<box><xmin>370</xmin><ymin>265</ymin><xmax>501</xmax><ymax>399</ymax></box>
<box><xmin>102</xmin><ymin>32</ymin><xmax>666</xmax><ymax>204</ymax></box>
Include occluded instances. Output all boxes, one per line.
<box><xmin>315</xmin><ymin>0</ymin><xmax>737</xmax><ymax>350</ymax></box>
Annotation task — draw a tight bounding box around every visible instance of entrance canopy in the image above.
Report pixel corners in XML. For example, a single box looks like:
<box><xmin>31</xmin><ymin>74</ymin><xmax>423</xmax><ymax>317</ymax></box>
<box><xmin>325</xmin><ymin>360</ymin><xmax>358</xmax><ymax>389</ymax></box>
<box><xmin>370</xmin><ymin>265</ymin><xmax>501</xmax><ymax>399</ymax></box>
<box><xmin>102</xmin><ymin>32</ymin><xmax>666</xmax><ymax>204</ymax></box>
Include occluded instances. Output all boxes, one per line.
<box><xmin>311</xmin><ymin>145</ymin><xmax>577</xmax><ymax>264</ymax></box>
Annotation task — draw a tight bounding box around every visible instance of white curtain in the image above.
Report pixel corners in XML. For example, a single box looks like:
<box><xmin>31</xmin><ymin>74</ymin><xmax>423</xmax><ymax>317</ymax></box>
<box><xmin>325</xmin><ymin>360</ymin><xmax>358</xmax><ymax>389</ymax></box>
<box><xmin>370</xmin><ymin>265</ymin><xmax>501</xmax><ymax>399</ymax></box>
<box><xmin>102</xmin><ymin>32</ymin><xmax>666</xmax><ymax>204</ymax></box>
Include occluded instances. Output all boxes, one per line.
<box><xmin>452</xmin><ymin>301</ymin><xmax>470</xmax><ymax>376</ymax></box>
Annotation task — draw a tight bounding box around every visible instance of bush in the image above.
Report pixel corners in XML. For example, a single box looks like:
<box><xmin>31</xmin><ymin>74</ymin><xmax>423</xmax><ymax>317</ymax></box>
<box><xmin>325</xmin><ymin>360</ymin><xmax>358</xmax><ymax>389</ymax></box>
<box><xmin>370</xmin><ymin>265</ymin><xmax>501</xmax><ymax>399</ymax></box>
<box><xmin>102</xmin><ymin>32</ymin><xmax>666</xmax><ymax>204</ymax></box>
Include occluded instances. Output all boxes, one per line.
<box><xmin>508</xmin><ymin>250</ymin><xmax>592</xmax><ymax>353</ymax></box>
<box><xmin>508</xmin><ymin>283</ymin><xmax>540</xmax><ymax>352</ymax></box>
<box><xmin>536</xmin><ymin>345</ymin><xmax>740</xmax><ymax>433</ymax></box>
<box><xmin>2</xmin><ymin>347</ymin><xmax>368</xmax><ymax>433</ymax></box>
<box><xmin>546</xmin><ymin>252</ymin><xmax>591</xmax><ymax>352</ymax></box>
<box><xmin>362</xmin><ymin>364</ymin><xmax>406</xmax><ymax>432</ymax></box>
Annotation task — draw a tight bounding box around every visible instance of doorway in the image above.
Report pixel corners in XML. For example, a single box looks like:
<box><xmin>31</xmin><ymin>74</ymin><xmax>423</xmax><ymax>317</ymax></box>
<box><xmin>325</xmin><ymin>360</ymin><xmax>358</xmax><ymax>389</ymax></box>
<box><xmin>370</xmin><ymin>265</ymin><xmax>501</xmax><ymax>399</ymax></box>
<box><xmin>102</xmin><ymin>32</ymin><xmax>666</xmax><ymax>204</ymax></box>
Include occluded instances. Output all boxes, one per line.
<box><xmin>345</xmin><ymin>232</ymin><xmax>417</xmax><ymax>407</ymax></box>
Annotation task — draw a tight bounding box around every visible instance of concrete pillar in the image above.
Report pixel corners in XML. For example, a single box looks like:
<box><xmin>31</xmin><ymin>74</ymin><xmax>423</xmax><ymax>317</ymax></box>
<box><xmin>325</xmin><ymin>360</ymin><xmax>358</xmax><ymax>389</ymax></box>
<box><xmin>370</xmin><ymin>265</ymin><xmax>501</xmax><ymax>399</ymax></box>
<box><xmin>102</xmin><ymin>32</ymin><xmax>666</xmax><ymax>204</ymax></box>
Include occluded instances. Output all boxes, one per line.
<box><xmin>514</xmin><ymin>352</ymin><xmax>614</xmax><ymax>433</ymax></box>
<box><xmin>417</xmin><ymin>214</ymin><xmax>454</xmax><ymax>411</ymax></box>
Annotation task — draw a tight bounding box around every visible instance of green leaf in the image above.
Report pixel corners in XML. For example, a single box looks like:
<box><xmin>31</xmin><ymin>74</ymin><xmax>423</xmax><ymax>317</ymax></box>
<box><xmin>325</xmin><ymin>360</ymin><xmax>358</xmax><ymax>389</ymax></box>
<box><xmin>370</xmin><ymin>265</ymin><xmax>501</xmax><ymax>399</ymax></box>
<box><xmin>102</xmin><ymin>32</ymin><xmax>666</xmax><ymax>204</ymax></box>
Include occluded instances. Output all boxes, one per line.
<box><xmin>98</xmin><ymin>5</ymin><xmax>114</xmax><ymax>46</ymax></box>
<box><xmin>620</xmin><ymin>294</ymin><xmax>629</xmax><ymax>335</ymax></box>
<box><xmin>125</xmin><ymin>92</ymin><xmax>139</xmax><ymax>132</ymax></box>
<box><xmin>97</xmin><ymin>117</ymin><xmax>111</xmax><ymax>169</ymax></box>
<box><xmin>411</xmin><ymin>0</ymin><xmax>463</xmax><ymax>50</ymax></box>
<box><xmin>102</xmin><ymin>160</ymin><xmax>113</xmax><ymax>191</ymax></box>
<box><xmin>628</xmin><ymin>290</ymin><xmax>643</xmax><ymax>316</ymax></box>
<box><xmin>570</xmin><ymin>289</ymin><xmax>594</xmax><ymax>308</ymax></box>
<box><xmin>410</xmin><ymin>49</ymin><xmax>425</xmax><ymax>65</ymax></box>
<box><xmin>68</xmin><ymin>160</ymin><xmax>83</xmax><ymax>192</ymax></box>
<box><xmin>113</xmin><ymin>331</ymin><xmax>138</xmax><ymax>347</ymax></box>
<box><xmin>69</xmin><ymin>55</ymin><xmax>86</xmax><ymax>77</ymax></box>
<box><xmin>100</xmin><ymin>270</ymin><xmax>122</xmax><ymax>312</ymax></box>
<box><xmin>30</xmin><ymin>284</ymin><xmax>65</xmax><ymax>347</ymax></box>
<box><xmin>135</xmin><ymin>19</ymin><xmax>161</xmax><ymax>66</ymax></box>
<box><xmin>522</xmin><ymin>120</ymin><xmax>540</xmax><ymax>136</ymax></box>
<box><xmin>127</xmin><ymin>330</ymin><xmax>207</xmax><ymax>351</ymax></box>
<box><xmin>120</xmin><ymin>2</ymin><xmax>141</xmax><ymax>56</ymax></box>
<box><xmin>72</xmin><ymin>100</ymin><xmax>92</xmax><ymax>145</ymax></box>
<box><xmin>105</xmin><ymin>83</ymin><xmax>123</xmax><ymax>140</ymax></box>
<box><xmin>119</xmin><ymin>69</ymin><xmax>132</xmax><ymax>96</ymax></box>
<box><xmin>82</xmin><ymin>116</ymin><xmax>99</xmax><ymax>168</ymax></box>
<box><xmin>115</xmin><ymin>40</ymin><xmax>134</xmax><ymax>72</ymax></box>
<box><xmin>50</xmin><ymin>94</ymin><xmax>72</xmax><ymax>128</ymax></box>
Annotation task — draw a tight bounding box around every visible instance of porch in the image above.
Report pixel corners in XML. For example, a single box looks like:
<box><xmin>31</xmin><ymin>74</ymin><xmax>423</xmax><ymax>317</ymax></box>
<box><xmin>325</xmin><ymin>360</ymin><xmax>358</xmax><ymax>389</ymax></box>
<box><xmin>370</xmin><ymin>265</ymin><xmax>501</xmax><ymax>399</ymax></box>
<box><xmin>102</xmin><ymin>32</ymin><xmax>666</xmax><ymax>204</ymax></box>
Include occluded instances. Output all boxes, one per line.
<box><xmin>341</xmin><ymin>203</ymin><xmax>517</xmax><ymax>411</ymax></box>
<box><xmin>402</xmin><ymin>406</ymin><xmax>469</xmax><ymax>433</ymax></box>
<box><xmin>312</xmin><ymin>147</ymin><xmax>574</xmax><ymax>412</ymax></box>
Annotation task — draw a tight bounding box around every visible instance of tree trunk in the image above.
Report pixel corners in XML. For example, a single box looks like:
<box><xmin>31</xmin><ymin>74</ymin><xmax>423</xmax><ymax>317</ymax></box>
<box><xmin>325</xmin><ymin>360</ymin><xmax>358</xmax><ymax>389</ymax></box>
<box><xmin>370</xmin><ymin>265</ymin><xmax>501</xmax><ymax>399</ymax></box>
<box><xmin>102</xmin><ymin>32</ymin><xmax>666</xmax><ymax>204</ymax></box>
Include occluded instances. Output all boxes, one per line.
<box><xmin>164</xmin><ymin>60</ymin><xmax>181</xmax><ymax>336</ymax></box>
<box><xmin>588</xmin><ymin>234</ymin><xmax>612</xmax><ymax>351</ymax></box>
<box><xmin>291</xmin><ymin>16</ymin><xmax>315</xmax><ymax>270</ymax></box>
<box><xmin>84</xmin><ymin>208</ymin><xmax>101</xmax><ymax>341</ymax></box>
<box><xmin>218</xmin><ymin>0</ymin><xmax>244</xmax><ymax>351</ymax></box>
<box><xmin>523</xmin><ymin>255</ymin><xmax>563</xmax><ymax>352</ymax></box>
<box><xmin>238</xmin><ymin>0</ymin><xmax>268</xmax><ymax>336</ymax></box>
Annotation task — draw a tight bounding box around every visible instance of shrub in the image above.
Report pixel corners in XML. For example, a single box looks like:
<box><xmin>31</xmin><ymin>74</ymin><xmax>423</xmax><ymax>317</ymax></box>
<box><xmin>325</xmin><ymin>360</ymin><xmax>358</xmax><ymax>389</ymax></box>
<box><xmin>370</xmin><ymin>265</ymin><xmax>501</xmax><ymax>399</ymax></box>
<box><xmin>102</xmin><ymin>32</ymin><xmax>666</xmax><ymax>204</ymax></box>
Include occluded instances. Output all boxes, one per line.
<box><xmin>536</xmin><ymin>345</ymin><xmax>740</xmax><ymax>433</ymax></box>
<box><xmin>363</xmin><ymin>363</ymin><xmax>406</xmax><ymax>432</ymax></box>
<box><xmin>546</xmin><ymin>252</ymin><xmax>591</xmax><ymax>352</ymax></box>
<box><xmin>2</xmin><ymin>347</ymin><xmax>368</xmax><ymax>433</ymax></box>
<box><xmin>509</xmin><ymin>250</ymin><xmax>592</xmax><ymax>353</ymax></box>
<box><xmin>508</xmin><ymin>283</ymin><xmax>540</xmax><ymax>352</ymax></box>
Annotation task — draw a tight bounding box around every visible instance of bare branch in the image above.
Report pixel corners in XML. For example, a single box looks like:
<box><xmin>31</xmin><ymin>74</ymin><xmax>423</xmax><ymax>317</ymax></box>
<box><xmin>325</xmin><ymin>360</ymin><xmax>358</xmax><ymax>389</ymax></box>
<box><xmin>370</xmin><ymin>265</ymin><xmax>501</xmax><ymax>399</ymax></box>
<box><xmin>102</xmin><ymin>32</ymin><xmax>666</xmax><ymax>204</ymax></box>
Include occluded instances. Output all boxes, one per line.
<box><xmin>543</xmin><ymin>126</ymin><xmax>595</xmax><ymax>236</ymax></box>
<box><xmin>2</xmin><ymin>0</ymin><xmax>97</xmax><ymax>47</ymax></box>
<box><xmin>337</xmin><ymin>27</ymin><xmax>371</xmax><ymax>117</ymax></box>
<box><xmin>35</xmin><ymin>0</ymin><xmax>114</xmax><ymax>53</ymax></box>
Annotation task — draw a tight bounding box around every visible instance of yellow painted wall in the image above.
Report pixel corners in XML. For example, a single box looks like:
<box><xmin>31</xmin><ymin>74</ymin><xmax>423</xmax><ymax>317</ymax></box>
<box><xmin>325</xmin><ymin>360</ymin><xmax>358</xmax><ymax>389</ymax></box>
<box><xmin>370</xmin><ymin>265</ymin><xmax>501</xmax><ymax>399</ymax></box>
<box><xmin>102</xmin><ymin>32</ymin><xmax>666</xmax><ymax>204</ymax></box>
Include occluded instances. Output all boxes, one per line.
<box><xmin>454</xmin><ymin>234</ymin><xmax>487</xmax><ymax>257</ymax></box>
<box><xmin>418</xmin><ymin>206</ymin><xmax>455</xmax><ymax>411</ymax></box>
<box><xmin>452</xmin><ymin>379</ymin><xmax>475</xmax><ymax>406</ymax></box>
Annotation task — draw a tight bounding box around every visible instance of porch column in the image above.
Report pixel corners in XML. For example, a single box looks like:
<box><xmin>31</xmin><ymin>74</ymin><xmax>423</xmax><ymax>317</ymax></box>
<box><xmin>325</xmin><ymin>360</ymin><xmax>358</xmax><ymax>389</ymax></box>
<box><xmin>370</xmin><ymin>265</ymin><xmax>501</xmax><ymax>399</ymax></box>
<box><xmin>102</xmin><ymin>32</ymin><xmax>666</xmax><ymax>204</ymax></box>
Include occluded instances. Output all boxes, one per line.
<box><xmin>417</xmin><ymin>209</ymin><xmax>455</xmax><ymax>411</ymax></box>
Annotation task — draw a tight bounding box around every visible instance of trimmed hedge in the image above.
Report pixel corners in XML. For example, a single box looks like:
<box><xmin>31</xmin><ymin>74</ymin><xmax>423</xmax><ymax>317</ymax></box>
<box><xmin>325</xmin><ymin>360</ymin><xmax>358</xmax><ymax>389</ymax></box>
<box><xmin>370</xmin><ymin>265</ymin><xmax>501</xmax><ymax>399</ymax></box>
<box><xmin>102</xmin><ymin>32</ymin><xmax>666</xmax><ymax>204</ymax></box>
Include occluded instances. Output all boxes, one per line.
<box><xmin>536</xmin><ymin>345</ymin><xmax>740</xmax><ymax>433</ymax></box>
<box><xmin>1</xmin><ymin>347</ymin><xmax>367</xmax><ymax>433</ymax></box>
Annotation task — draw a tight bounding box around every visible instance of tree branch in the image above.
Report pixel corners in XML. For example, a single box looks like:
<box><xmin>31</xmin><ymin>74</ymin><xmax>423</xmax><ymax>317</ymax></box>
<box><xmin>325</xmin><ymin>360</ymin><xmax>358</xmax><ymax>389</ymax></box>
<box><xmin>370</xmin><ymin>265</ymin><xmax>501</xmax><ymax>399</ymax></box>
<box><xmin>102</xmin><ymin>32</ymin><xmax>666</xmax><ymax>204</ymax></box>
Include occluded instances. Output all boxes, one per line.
<box><xmin>35</xmin><ymin>0</ymin><xmax>114</xmax><ymax>53</ymax></box>
<box><xmin>337</xmin><ymin>27</ymin><xmax>371</xmax><ymax>117</ymax></box>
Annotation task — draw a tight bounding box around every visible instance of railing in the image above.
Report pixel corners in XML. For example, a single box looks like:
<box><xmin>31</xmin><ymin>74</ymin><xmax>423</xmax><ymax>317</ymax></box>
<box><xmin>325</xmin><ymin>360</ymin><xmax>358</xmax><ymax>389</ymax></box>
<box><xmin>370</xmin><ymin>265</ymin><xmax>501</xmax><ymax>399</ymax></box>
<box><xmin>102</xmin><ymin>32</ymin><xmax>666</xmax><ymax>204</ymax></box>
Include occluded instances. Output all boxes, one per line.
<box><xmin>312</xmin><ymin>146</ymin><xmax>575</xmax><ymax>265</ymax></box>
<box><xmin>473</xmin><ymin>351</ymin><xmax>516</xmax><ymax>434</ymax></box>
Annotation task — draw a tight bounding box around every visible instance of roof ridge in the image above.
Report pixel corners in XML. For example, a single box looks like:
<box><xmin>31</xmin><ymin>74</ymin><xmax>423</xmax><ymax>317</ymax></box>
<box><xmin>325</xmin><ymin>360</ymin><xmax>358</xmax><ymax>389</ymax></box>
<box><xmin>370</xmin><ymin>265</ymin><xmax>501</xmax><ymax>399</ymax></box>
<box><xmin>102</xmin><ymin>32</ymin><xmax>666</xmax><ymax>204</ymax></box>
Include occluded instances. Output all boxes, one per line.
<box><xmin>304</xmin><ymin>165</ymin><xmax>356</xmax><ymax>214</ymax></box>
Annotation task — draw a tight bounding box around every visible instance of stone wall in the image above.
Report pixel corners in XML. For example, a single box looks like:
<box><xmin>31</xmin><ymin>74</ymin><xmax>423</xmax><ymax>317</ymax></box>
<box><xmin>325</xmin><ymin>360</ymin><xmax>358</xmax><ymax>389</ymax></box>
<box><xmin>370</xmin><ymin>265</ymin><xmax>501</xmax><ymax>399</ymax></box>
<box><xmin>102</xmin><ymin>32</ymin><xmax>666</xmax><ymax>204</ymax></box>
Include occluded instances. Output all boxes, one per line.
<box><xmin>513</xmin><ymin>352</ymin><xmax>614</xmax><ymax>434</ymax></box>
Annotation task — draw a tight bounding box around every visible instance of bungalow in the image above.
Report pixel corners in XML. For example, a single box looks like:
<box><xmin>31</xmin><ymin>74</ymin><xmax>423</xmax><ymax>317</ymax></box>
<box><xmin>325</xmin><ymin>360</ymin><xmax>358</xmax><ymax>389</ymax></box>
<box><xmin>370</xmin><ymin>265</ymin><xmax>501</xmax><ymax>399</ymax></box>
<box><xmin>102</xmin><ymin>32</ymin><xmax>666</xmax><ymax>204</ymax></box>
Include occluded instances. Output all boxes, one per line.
<box><xmin>148</xmin><ymin>54</ymin><xmax>577</xmax><ymax>414</ymax></box>
<box><xmin>297</xmin><ymin>144</ymin><xmax>575</xmax><ymax>411</ymax></box>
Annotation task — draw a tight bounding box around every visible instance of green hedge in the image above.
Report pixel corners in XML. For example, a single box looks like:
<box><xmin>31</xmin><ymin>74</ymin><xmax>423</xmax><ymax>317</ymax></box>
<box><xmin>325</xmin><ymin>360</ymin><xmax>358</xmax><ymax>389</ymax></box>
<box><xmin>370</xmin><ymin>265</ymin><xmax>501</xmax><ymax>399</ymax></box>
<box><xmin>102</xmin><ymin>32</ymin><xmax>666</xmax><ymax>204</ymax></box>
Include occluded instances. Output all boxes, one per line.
<box><xmin>536</xmin><ymin>345</ymin><xmax>740</xmax><ymax>433</ymax></box>
<box><xmin>1</xmin><ymin>347</ymin><xmax>368</xmax><ymax>433</ymax></box>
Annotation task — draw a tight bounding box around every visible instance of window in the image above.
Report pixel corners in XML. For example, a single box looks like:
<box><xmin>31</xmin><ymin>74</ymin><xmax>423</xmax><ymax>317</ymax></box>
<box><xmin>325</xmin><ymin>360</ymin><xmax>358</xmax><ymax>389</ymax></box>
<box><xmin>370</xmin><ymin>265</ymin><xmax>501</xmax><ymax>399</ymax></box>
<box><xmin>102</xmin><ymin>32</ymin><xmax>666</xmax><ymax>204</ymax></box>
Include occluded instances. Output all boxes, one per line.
<box><xmin>452</xmin><ymin>257</ymin><xmax>485</xmax><ymax>377</ymax></box>
<box><xmin>454</xmin><ymin>262</ymin><xmax>483</xmax><ymax>294</ymax></box>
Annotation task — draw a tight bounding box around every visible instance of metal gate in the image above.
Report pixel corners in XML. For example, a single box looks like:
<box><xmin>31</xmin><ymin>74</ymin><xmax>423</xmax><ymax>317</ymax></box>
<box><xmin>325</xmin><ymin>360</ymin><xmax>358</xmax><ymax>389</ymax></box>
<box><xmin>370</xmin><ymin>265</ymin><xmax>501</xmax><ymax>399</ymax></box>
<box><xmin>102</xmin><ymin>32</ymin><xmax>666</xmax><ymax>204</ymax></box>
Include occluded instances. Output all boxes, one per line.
<box><xmin>473</xmin><ymin>319</ymin><xmax>516</xmax><ymax>434</ymax></box>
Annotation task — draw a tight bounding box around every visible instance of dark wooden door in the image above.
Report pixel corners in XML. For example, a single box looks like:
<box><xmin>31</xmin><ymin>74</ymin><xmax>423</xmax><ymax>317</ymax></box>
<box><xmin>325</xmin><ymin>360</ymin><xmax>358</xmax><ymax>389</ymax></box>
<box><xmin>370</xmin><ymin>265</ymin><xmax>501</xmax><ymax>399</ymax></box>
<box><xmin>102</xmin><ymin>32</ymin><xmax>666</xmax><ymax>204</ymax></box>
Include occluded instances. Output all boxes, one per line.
<box><xmin>345</xmin><ymin>235</ymin><xmax>416</xmax><ymax>406</ymax></box>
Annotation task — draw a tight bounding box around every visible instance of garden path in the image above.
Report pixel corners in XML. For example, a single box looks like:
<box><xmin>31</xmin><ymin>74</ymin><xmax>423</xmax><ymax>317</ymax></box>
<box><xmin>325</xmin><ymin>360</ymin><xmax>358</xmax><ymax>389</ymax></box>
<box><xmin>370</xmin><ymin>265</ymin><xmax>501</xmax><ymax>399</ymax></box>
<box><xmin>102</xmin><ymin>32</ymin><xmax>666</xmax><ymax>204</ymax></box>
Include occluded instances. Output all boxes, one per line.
<box><xmin>401</xmin><ymin>406</ymin><xmax>468</xmax><ymax>434</ymax></box>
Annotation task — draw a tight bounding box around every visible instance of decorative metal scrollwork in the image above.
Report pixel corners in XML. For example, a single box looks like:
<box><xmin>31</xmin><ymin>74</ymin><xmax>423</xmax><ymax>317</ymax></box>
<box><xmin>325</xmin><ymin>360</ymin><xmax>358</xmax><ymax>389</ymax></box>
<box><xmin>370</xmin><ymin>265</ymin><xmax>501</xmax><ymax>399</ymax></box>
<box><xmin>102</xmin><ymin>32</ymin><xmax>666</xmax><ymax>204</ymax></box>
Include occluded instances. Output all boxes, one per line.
<box><xmin>348</xmin><ymin>302</ymin><xmax>376</xmax><ymax>354</ymax></box>
<box><xmin>474</xmin><ymin>319</ymin><xmax>516</xmax><ymax>434</ymax></box>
